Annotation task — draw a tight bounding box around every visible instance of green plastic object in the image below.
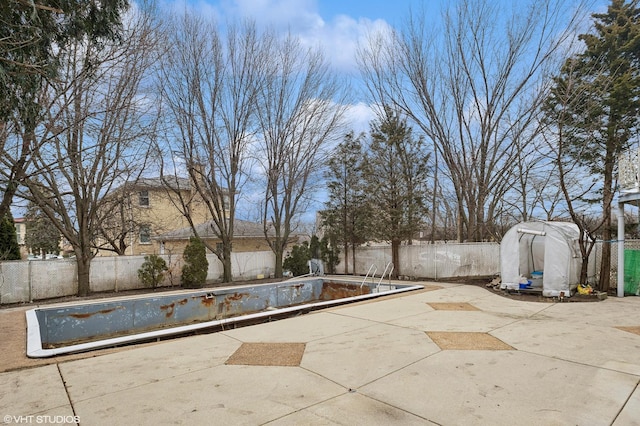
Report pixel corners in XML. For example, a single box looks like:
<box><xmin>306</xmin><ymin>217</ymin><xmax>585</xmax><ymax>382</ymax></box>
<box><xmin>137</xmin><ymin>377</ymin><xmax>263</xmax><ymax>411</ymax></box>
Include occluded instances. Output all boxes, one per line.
<box><xmin>623</xmin><ymin>249</ymin><xmax>640</xmax><ymax>295</ymax></box>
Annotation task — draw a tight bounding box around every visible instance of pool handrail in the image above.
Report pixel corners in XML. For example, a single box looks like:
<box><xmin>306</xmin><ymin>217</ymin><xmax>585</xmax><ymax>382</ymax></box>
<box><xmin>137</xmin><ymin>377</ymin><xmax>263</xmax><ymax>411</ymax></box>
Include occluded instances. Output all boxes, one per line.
<box><xmin>376</xmin><ymin>262</ymin><xmax>394</xmax><ymax>291</ymax></box>
<box><xmin>360</xmin><ymin>264</ymin><xmax>378</xmax><ymax>288</ymax></box>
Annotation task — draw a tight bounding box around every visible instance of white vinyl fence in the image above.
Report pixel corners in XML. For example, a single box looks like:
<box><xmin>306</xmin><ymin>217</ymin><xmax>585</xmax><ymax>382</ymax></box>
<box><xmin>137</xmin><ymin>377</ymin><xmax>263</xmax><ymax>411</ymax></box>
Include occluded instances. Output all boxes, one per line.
<box><xmin>0</xmin><ymin>251</ymin><xmax>276</xmax><ymax>304</ymax></box>
<box><xmin>336</xmin><ymin>243</ymin><xmax>501</xmax><ymax>280</ymax></box>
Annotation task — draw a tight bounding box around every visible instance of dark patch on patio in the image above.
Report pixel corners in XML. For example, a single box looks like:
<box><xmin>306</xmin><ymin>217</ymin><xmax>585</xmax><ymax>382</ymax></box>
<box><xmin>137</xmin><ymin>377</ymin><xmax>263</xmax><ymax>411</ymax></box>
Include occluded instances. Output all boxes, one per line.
<box><xmin>616</xmin><ymin>326</ymin><xmax>640</xmax><ymax>336</ymax></box>
<box><xmin>226</xmin><ymin>342</ymin><xmax>306</xmax><ymax>366</ymax></box>
<box><xmin>427</xmin><ymin>332</ymin><xmax>514</xmax><ymax>350</ymax></box>
<box><xmin>427</xmin><ymin>302</ymin><xmax>479</xmax><ymax>311</ymax></box>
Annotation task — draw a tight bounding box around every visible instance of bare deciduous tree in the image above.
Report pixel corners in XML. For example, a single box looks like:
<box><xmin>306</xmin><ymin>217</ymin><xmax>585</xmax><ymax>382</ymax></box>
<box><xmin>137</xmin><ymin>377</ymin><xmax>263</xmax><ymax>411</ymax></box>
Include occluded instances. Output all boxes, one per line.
<box><xmin>256</xmin><ymin>33</ymin><xmax>347</xmax><ymax>277</ymax></box>
<box><xmin>157</xmin><ymin>14</ymin><xmax>266</xmax><ymax>283</ymax></box>
<box><xmin>22</xmin><ymin>8</ymin><xmax>158</xmax><ymax>296</ymax></box>
<box><xmin>358</xmin><ymin>0</ymin><xmax>587</xmax><ymax>242</ymax></box>
<box><xmin>0</xmin><ymin>0</ymin><xmax>130</xmax><ymax>221</ymax></box>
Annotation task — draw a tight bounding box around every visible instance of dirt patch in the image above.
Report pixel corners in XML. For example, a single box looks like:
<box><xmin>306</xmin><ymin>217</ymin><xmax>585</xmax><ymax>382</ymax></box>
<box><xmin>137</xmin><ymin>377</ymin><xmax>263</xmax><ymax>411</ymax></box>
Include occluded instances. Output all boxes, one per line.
<box><xmin>457</xmin><ymin>277</ymin><xmax>609</xmax><ymax>303</ymax></box>
<box><xmin>225</xmin><ymin>342</ymin><xmax>306</xmax><ymax>366</ymax></box>
<box><xmin>427</xmin><ymin>332</ymin><xmax>514</xmax><ymax>350</ymax></box>
<box><xmin>616</xmin><ymin>326</ymin><xmax>640</xmax><ymax>336</ymax></box>
<box><xmin>428</xmin><ymin>302</ymin><xmax>479</xmax><ymax>311</ymax></box>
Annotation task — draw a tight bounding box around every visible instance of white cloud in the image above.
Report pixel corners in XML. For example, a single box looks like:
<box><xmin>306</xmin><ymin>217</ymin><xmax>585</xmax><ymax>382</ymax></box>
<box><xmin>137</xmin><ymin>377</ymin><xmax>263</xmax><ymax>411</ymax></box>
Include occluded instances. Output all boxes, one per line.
<box><xmin>173</xmin><ymin>0</ymin><xmax>394</xmax><ymax>73</ymax></box>
<box><xmin>222</xmin><ymin>0</ymin><xmax>324</xmax><ymax>31</ymax></box>
<box><xmin>344</xmin><ymin>101</ymin><xmax>375</xmax><ymax>134</ymax></box>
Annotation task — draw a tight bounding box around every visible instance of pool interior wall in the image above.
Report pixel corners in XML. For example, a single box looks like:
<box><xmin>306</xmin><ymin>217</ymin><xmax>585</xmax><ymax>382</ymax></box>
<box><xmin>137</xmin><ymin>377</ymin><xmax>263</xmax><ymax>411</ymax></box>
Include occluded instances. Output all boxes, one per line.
<box><xmin>26</xmin><ymin>277</ymin><xmax>423</xmax><ymax>358</ymax></box>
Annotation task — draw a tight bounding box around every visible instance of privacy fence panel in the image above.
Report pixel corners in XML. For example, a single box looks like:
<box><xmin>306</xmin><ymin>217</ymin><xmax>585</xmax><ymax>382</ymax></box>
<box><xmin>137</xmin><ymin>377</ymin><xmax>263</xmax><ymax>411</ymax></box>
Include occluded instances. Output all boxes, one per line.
<box><xmin>338</xmin><ymin>243</ymin><xmax>500</xmax><ymax>280</ymax></box>
<box><xmin>0</xmin><ymin>261</ymin><xmax>30</xmax><ymax>304</ymax></box>
<box><xmin>30</xmin><ymin>260</ymin><xmax>77</xmax><ymax>301</ymax></box>
<box><xmin>1</xmin><ymin>250</ymin><xmax>278</xmax><ymax>304</ymax></box>
<box><xmin>232</xmin><ymin>251</ymin><xmax>276</xmax><ymax>280</ymax></box>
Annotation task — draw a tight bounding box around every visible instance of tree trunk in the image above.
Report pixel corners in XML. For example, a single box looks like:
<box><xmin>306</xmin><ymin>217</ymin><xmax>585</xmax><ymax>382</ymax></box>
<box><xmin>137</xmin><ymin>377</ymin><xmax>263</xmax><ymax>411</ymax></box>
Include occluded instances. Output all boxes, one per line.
<box><xmin>351</xmin><ymin>245</ymin><xmax>356</xmax><ymax>276</ymax></box>
<box><xmin>456</xmin><ymin>205</ymin><xmax>464</xmax><ymax>242</ymax></box>
<box><xmin>391</xmin><ymin>239</ymin><xmax>400</xmax><ymax>279</ymax></box>
<box><xmin>343</xmin><ymin>241</ymin><xmax>349</xmax><ymax>274</ymax></box>
<box><xmin>599</xmin><ymin>223</ymin><xmax>612</xmax><ymax>292</ymax></box>
<box><xmin>599</xmin><ymin>143</ymin><xmax>615</xmax><ymax>292</ymax></box>
<box><xmin>222</xmin><ymin>245</ymin><xmax>232</xmax><ymax>283</ymax></box>
<box><xmin>76</xmin><ymin>253</ymin><xmax>91</xmax><ymax>297</ymax></box>
<box><xmin>274</xmin><ymin>248</ymin><xmax>284</xmax><ymax>278</ymax></box>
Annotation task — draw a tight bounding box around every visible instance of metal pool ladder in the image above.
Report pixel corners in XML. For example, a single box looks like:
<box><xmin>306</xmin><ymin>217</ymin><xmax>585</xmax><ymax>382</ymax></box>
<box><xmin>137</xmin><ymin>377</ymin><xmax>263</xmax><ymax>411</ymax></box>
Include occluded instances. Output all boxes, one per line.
<box><xmin>360</xmin><ymin>264</ymin><xmax>378</xmax><ymax>288</ymax></box>
<box><xmin>376</xmin><ymin>262</ymin><xmax>394</xmax><ymax>292</ymax></box>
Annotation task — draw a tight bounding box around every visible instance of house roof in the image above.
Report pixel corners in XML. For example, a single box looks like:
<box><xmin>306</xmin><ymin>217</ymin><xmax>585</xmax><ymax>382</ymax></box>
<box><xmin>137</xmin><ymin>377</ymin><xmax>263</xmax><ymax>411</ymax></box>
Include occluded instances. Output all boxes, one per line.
<box><xmin>130</xmin><ymin>176</ymin><xmax>193</xmax><ymax>191</ymax></box>
<box><xmin>154</xmin><ymin>219</ymin><xmax>274</xmax><ymax>241</ymax></box>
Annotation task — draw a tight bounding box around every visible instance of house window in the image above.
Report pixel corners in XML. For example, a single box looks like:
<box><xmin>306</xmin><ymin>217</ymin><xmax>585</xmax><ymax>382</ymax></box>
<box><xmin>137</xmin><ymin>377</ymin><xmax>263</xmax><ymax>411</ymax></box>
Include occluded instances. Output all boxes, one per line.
<box><xmin>138</xmin><ymin>190</ymin><xmax>149</xmax><ymax>207</ymax></box>
<box><xmin>139</xmin><ymin>225</ymin><xmax>151</xmax><ymax>244</ymax></box>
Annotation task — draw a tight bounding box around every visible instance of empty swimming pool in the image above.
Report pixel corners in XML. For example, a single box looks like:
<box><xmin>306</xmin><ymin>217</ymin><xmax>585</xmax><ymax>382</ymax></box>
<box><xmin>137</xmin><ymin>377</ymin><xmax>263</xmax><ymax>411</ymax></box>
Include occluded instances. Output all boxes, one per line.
<box><xmin>26</xmin><ymin>277</ymin><xmax>423</xmax><ymax>358</ymax></box>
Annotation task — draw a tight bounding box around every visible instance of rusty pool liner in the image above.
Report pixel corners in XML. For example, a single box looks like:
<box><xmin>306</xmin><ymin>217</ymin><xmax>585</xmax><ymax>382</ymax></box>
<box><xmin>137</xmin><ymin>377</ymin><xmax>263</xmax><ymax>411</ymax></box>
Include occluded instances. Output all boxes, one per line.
<box><xmin>26</xmin><ymin>277</ymin><xmax>423</xmax><ymax>358</ymax></box>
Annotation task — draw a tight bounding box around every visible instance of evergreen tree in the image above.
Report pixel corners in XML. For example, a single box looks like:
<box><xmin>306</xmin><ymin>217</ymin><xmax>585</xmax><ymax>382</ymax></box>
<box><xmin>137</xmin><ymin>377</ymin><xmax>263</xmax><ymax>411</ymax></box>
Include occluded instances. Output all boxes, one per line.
<box><xmin>545</xmin><ymin>0</ymin><xmax>640</xmax><ymax>291</ymax></box>
<box><xmin>24</xmin><ymin>201</ymin><xmax>60</xmax><ymax>258</ymax></box>
<box><xmin>319</xmin><ymin>235</ymin><xmax>340</xmax><ymax>274</ymax></box>
<box><xmin>181</xmin><ymin>237</ymin><xmax>209</xmax><ymax>288</ymax></box>
<box><xmin>283</xmin><ymin>242</ymin><xmax>311</xmax><ymax>276</ymax></box>
<box><xmin>0</xmin><ymin>0</ymin><xmax>130</xmax><ymax>221</ymax></box>
<box><xmin>362</xmin><ymin>106</ymin><xmax>431</xmax><ymax>277</ymax></box>
<box><xmin>138</xmin><ymin>255</ymin><xmax>168</xmax><ymax>289</ymax></box>
<box><xmin>321</xmin><ymin>132</ymin><xmax>369</xmax><ymax>274</ymax></box>
<box><xmin>0</xmin><ymin>213</ymin><xmax>21</xmax><ymax>260</ymax></box>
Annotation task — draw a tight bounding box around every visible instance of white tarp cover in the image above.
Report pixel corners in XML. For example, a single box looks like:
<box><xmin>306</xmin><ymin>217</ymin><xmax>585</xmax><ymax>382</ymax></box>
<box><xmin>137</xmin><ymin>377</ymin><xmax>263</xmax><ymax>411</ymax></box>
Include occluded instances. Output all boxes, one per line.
<box><xmin>500</xmin><ymin>221</ymin><xmax>584</xmax><ymax>297</ymax></box>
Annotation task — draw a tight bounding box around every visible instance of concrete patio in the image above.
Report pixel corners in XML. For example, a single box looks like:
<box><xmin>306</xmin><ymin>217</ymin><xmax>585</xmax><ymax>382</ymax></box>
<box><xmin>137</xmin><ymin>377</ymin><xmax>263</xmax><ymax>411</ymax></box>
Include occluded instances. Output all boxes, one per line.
<box><xmin>1</xmin><ymin>280</ymin><xmax>639</xmax><ymax>425</ymax></box>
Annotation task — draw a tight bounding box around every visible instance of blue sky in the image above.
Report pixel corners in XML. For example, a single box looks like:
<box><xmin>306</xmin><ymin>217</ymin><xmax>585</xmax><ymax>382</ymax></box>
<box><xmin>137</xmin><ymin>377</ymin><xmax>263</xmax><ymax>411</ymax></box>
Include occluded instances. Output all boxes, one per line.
<box><xmin>165</xmin><ymin>0</ymin><xmax>427</xmax><ymax>132</ymax></box>
<box><xmin>169</xmin><ymin>0</ymin><xmax>423</xmax><ymax>72</ymax></box>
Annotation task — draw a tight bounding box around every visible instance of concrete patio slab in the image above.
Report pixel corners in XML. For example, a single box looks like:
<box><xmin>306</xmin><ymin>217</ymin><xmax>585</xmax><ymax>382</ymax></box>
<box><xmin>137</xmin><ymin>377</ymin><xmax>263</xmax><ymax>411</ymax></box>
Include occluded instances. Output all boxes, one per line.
<box><xmin>71</xmin><ymin>364</ymin><xmax>345</xmax><ymax>426</ymax></box>
<box><xmin>492</xmin><ymin>319</ymin><xmax>640</xmax><ymax>376</ymax></box>
<box><xmin>388</xmin><ymin>309</ymin><xmax>522</xmax><ymax>333</ymax></box>
<box><xmin>219</xmin><ymin>310</ymin><xmax>374</xmax><ymax>343</ymax></box>
<box><xmin>58</xmin><ymin>333</ymin><xmax>241</xmax><ymax>403</ymax></box>
<box><xmin>302</xmin><ymin>322</ymin><xmax>439</xmax><ymax>388</ymax></box>
<box><xmin>613</xmin><ymin>384</ymin><xmax>640</xmax><ymax>426</ymax></box>
<box><xmin>359</xmin><ymin>350</ymin><xmax>638</xmax><ymax>426</ymax></box>
<box><xmin>0</xmin><ymin>365</ymin><xmax>72</xmax><ymax>418</ymax></box>
<box><xmin>323</xmin><ymin>293</ymin><xmax>435</xmax><ymax>323</ymax></box>
<box><xmin>267</xmin><ymin>391</ymin><xmax>436</xmax><ymax>425</ymax></box>
<box><xmin>2</xmin><ymin>279</ymin><xmax>639</xmax><ymax>425</ymax></box>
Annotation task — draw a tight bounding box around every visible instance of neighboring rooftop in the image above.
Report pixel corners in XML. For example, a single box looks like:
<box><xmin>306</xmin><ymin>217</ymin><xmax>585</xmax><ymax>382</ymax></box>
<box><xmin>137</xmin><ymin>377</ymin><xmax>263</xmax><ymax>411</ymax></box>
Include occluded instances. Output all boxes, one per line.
<box><xmin>155</xmin><ymin>218</ymin><xmax>273</xmax><ymax>240</ymax></box>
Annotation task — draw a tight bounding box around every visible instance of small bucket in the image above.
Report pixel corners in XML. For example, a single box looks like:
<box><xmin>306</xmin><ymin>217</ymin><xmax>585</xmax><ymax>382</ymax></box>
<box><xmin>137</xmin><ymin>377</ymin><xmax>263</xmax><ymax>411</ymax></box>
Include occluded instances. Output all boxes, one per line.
<box><xmin>519</xmin><ymin>280</ymin><xmax>532</xmax><ymax>289</ymax></box>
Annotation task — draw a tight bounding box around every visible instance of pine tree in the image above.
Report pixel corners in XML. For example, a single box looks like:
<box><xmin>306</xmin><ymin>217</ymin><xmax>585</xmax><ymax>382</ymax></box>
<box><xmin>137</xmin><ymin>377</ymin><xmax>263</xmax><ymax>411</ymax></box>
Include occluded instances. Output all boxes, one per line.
<box><xmin>321</xmin><ymin>132</ymin><xmax>369</xmax><ymax>274</ymax></box>
<box><xmin>181</xmin><ymin>237</ymin><xmax>209</xmax><ymax>288</ymax></box>
<box><xmin>24</xmin><ymin>201</ymin><xmax>60</xmax><ymax>258</ymax></box>
<box><xmin>362</xmin><ymin>106</ymin><xmax>431</xmax><ymax>277</ymax></box>
<box><xmin>545</xmin><ymin>0</ymin><xmax>640</xmax><ymax>291</ymax></box>
<box><xmin>0</xmin><ymin>213</ymin><xmax>21</xmax><ymax>260</ymax></box>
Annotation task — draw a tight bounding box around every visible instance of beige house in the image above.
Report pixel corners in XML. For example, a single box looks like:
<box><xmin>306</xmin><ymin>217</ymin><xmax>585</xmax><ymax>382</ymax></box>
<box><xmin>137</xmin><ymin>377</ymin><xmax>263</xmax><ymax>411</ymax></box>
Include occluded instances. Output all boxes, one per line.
<box><xmin>155</xmin><ymin>219</ymin><xmax>296</xmax><ymax>255</ymax></box>
<box><xmin>97</xmin><ymin>177</ymin><xmax>286</xmax><ymax>257</ymax></box>
<box><xmin>13</xmin><ymin>217</ymin><xmax>28</xmax><ymax>258</ymax></box>
<box><xmin>96</xmin><ymin>177</ymin><xmax>213</xmax><ymax>256</ymax></box>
